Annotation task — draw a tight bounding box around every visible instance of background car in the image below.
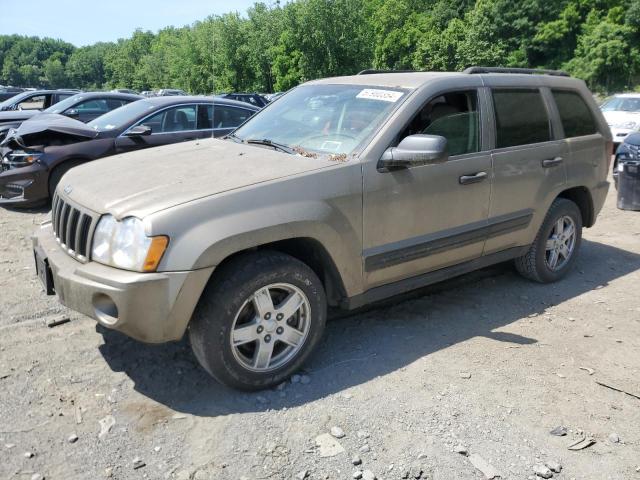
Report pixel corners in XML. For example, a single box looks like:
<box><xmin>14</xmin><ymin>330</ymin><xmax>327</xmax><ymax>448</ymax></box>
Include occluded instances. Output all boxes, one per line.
<box><xmin>218</xmin><ymin>92</ymin><xmax>269</xmax><ymax>108</ymax></box>
<box><xmin>613</xmin><ymin>132</ymin><xmax>640</xmax><ymax>188</ymax></box>
<box><xmin>111</xmin><ymin>88</ymin><xmax>139</xmax><ymax>95</ymax></box>
<box><xmin>600</xmin><ymin>93</ymin><xmax>640</xmax><ymax>144</ymax></box>
<box><xmin>0</xmin><ymin>91</ymin><xmax>142</xmax><ymax>142</ymax></box>
<box><xmin>0</xmin><ymin>86</ymin><xmax>26</xmax><ymax>102</ymax></box>
<box><xmin>156</xmin><ymin>89</ymin><xmax>187</xmax><ymax>96</ymax></box>
<box><xmin>0</xmin><ymin>96</ymin><xmax>258</xmax><ymax>206</ymax></box>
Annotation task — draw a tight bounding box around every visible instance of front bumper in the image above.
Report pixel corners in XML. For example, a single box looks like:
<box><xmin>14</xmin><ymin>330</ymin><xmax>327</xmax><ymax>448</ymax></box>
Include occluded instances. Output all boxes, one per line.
<box><xmin>33</xmin><ymin>222</ymin><xmax>214</xmax><ymax>343</ymax></box>
<box><xmin>0</xmin><ymin>161</ymin><xmax>48</xmax><ymax>206</ymax></box>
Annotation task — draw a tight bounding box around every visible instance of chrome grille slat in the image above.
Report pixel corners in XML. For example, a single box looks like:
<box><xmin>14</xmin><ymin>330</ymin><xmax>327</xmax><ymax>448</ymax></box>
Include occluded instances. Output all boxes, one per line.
<box><xmin>51</xmin><ymin>192</ymin><xmax>98</xmax><ymax>262</ymax></box>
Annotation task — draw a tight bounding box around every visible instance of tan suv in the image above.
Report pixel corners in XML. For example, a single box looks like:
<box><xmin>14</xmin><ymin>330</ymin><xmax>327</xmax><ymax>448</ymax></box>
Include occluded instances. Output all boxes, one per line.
<box><xmin>33</xmin><ymin>67</ymin><xmax>612</xmax><ymax>390</ymax></box>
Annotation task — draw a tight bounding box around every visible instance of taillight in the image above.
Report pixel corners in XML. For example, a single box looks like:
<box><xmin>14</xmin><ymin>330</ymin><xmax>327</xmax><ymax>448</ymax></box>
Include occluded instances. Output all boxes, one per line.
<box><xmin>605</xmin><ymin>140</ymin><xmax>614</xmax><ymax>170</ymax></box>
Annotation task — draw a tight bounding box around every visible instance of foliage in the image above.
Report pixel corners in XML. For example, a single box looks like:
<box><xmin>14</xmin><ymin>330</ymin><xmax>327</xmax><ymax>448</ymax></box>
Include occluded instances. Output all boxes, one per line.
<box><xmin>1</xmin><ymin>0</ymin><xmax>640</xmax><ymax>94</ymax></box>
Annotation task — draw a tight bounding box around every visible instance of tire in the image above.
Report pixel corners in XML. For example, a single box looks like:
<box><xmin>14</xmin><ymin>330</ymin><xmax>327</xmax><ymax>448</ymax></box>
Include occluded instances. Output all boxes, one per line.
<box><xmin>515</xmin><ymin>198</ymin><xmax>583</xmax><ymax>283</ymax></box>
<box><xmin>189</xmin><ymin>250</ymin><xmax>327</xmax><ymax>390</ymax></box>
<box><xmin>48</xmin><ymin>160</ymin><xmax>84</xmax><ymax>199</ymax></box>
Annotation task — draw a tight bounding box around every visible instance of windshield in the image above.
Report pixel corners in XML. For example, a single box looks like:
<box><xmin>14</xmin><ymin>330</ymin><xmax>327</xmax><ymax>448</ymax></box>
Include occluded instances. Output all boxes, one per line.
<box><xmin>87</xmin><ymin>99</ymin><xmax>155</xmax><ymax>132</ymax></box>
<box><xmin>601</xmin><ymin>97</ymin><xmax>640</xmax><ymax>112</ymax></box>
<box><xmin>43</xmin><ymin>93</ymin><xmax>85</xmax><ymax>114</ymax></box>
<box><xmin>233</xmin><ymin>84</ymin><xmax>408</xmax><ymax>156</ymax></box>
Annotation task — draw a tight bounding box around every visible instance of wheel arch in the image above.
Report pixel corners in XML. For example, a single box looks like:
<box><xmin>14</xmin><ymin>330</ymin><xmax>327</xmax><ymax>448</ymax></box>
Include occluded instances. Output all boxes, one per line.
<box><xmin>205</xmin><ymin>237</ymin><xmax>348</xmax><ymax>307</ymax></box>
<box><xmin>556</xmin><ymin>186</ymin><xmax>594</xmax><ymax>228</ymax></box>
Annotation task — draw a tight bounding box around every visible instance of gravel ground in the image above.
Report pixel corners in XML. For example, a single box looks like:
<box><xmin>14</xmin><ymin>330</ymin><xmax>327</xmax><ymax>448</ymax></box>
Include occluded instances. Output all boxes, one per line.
<box><xmin>1</xmin><ymin>184</ymin><xmax>639</xmax><ymax>480</ymax></box>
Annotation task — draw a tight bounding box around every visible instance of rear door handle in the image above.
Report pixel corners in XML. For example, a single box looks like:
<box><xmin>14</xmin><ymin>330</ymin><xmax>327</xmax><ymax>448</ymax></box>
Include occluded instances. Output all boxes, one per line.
<box><xmin>542</xmin><ymin>157</ymin><xmax>564</xmax><ymax>168</ymax></box>
<box><xmin>459</xmin><ymin>171</ymin><xmax>488</xmax><ymax>185</ymax></box>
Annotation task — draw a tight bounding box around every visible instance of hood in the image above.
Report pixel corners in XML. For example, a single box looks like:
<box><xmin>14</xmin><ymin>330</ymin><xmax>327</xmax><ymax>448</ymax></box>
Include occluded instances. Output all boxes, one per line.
<box><xmin>60</xmin><ymin>137</ymin><xmax>343</xmax><ymax>218</ymax></box>
<box><xmin>0</xmin><ymin>113</ymin><xmax>97</xmax><ymax>149</ymax></box>
<box><xmin>602</xmin><ymin>110</ymin><xmax>640</xmax><ymax>126</ymax></box>
<box><xmin>0</xmin><ymin>110</ymin><xmax>39</xmax><ymax>123</ymax></box>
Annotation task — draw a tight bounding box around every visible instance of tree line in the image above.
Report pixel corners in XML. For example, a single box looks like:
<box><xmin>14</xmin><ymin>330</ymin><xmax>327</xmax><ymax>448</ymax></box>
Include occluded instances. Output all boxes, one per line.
<box><xmin>1</xmin><ymin>0</ymin><xmax>640</xmax><ymax>95</ymax></box>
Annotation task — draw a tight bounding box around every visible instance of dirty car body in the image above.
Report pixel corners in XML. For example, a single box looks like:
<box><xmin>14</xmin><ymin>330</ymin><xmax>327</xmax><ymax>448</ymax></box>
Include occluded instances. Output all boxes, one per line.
<box><xmin>0</xmin><ymin>96</ymin><xmax>258</xmax><ymax>206</ymax></box>
<box><xmin>33</xmin><ymin>69</ymin><xmax>611</xmax><ymax>390</ymax></box>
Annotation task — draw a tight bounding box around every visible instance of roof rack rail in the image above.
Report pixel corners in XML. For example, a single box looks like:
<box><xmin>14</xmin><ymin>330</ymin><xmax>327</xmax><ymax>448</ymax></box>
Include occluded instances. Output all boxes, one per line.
<box><xmin>463</xmin><ymin>66</ymin><xmax>570</xmax><ymax>77</ymax></box>
<box><xmin>357</xmin><ymin>69</ymin><xmax>417</xmax><ymax>75</ymax></box>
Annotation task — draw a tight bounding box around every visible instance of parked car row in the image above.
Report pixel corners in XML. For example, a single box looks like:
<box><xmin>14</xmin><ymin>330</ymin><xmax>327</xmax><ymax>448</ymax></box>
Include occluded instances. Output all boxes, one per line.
<box><xmin>28</xmin><ymin>67</ymin><xmax>611</xmax><ymax>390</ymax></box>
<box><xmin>0</xmin><ymin>91</ymin><xmax>142</xmax><ymax>142</ymax></box>
<box><xmin>0</xmin><ymin>96</ymin><xmax>259</xmax><ymax>206</ymax></box>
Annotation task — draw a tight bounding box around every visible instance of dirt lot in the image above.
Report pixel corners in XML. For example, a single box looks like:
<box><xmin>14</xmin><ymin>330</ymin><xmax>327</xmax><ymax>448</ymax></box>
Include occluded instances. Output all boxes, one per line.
<box><xmin>1</xmin><ymin>184</ymin><xmax>639</xmax><ymax>480</ymax></box>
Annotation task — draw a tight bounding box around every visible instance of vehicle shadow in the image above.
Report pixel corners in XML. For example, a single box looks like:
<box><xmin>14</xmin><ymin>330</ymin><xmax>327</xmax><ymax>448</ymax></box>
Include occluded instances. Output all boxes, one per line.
<box><xmin>97</xmin><ymin>239</ymin><xmax>640</xmax><ymax>417</ymax></box>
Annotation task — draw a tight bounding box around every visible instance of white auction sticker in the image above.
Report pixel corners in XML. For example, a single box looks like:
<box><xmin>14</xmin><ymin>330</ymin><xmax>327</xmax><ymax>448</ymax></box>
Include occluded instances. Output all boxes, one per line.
<box><xmin>356</xmin><ymin>89</ymin><xmax>403</xmax><ymax>102</ymax></box>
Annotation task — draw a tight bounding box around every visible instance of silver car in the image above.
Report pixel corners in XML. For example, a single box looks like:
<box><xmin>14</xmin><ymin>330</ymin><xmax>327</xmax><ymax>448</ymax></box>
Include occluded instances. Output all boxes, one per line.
<box><xmin>33</xmin><ymin>67</ymin><xmax>611</xmax><ymax>390</ymax></box>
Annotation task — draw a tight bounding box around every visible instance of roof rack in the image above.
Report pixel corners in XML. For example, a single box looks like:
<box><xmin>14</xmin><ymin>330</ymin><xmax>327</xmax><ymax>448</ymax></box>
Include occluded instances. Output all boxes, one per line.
<box><xmin>357</xmin><ymin>69</ymin><xmax>417</xmax><ymax>75</ymax></box>
<box><xmin>464</xmin><ymin>66</ymin><xmax>570</xmax><ymax>77</ymax></box>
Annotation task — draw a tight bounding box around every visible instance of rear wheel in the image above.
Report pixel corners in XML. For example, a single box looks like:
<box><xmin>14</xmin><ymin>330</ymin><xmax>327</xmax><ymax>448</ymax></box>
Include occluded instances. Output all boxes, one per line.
<box><xmin>189</xmin><ymin>251</ymin><xmax>327</xmax><ymax>390</ymax></box>
<box><xmin>515</xmin><ymin>198</ymin><xmax>582</xmax><ymax>283</ymax></box>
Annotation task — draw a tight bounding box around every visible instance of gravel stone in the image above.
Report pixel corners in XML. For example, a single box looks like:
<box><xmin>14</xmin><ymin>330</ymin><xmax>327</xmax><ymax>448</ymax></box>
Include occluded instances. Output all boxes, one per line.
<box><xmin>330</xmin><ymin>426</ymin><xmax>345</xmax><ymax>438</ymax></box>
<box><xmin>362</xmin><ymin>470</ymin><xmax>376</xmax><ymax>480</ymax></box>
<box><xmin>359</xmin><ymin>444</ymin><xmax>371</xmax><ymax>453</ymax></box>
<box><xmin>68</xmin><ymin>434</ymin><xmax>78</xmax><ymax>444</ymax></box>
<box><xmin>453</xmin><ymin>445</ymin><xmax>468</xmax><ymax>456</ymax></box>
<box><xmin>352</xmin><ymin>455</ymin><xmax>362</xmax><ymax>465</ymax></box>
<box><xmin>353</xmin><ymin>471</ymin><xmax>363</xmax><ymax>479</ymax></box>
<box><xmin>296</xmin><ymin>470</ymin><xmax>309</xmax><ymax>479</ymax></box>
<box><xmin>546</xmin><ymin>461</ymin><xmax>562</xmax><ymax>473</ymax></box>
<box><xmin>132</xmin><ymin>457</ymin><xmax>146</xmax><ymax>469</ymax></box>
<box><xmin>533</xmin><ymin>464</ymin><xmax>553</xmax><ymax>478</ymax></box>
<box><xmin>608</xmin><ymin>433</ymin><xmax>620</xmax><ymax>443</ymax></box>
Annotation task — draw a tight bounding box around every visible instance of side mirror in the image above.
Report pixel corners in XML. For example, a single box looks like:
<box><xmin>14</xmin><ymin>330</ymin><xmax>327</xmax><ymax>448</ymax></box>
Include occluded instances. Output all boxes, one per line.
<box><xmin>65</xmin><ymin>108</ymin><xmax>79</xmax><ymax>118</ymax></box>
<box><xmin>124</xmin><ymin>125</ymin><xmax>152</xmax><ymax>137</ymax></box>
<box><xmin>378</xmin><ymin>134</ymin><xmax>448</xmax><ymax>171</ymax></box>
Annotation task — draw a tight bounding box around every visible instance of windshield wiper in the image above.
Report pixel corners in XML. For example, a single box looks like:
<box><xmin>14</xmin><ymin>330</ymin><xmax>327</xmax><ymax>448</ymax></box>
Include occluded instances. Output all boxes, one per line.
<box><xmin>225</xmin><ymin>132</ymin><xmax>243</xmax><ymax>143</ymax></box>
<box><xmin>246</xmin><ymin>138</ymin><xmax>296</xmax><ymax>155</ymax></box>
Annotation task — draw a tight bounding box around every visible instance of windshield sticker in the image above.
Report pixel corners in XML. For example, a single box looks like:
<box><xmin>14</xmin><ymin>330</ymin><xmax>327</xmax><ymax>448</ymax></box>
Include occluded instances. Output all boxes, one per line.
<box><xmin>356</xmin><ymin>89</ymin><xmax>403</xmax><ymax>103</ymax></box>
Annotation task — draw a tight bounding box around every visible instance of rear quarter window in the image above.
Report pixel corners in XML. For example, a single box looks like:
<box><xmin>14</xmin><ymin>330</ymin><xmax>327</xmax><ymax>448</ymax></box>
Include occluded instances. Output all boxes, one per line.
<box><xmin>492</xmin><ymin>89</ymin><xmax>551</xmax><ymax>148</ymax></box>
<box><xmin>552</xmin><ymin>90</ymin><xmax>598</xmax><ymax>138</ymax></box>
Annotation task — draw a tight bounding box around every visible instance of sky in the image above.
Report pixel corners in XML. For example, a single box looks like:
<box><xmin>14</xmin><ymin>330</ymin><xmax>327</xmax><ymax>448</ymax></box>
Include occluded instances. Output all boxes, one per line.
<box><xmin>0</xmin><ymin>0</ymin><xmax>260</xmax><ymax>46</ymax></box>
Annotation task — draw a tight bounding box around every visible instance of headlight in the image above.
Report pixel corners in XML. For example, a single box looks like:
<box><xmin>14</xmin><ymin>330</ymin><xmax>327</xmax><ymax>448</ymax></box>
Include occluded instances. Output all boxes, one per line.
<box><xmin>2</xmin><ymin>150</ymin><xmax>42</xmax><ymax>169</ymax></box>
<box><xmin>91</xmin><ymin>215</ymin><xmax>169</xmax><ymax>272</ymax></box>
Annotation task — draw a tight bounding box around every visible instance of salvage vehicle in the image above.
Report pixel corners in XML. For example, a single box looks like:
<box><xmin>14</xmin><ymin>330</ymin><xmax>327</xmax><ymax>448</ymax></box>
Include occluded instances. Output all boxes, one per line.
<box><xmin>600</xmin><ymin>93</ymin><xmax>640</xmax><ymax>144</ymax></box>
<box><xmin>0</xmin><ymin>91</ymin><xmax>142</xmax><ymax>142</ymax></box>
<box><xmin>33</xmin><ymin>67</ymin><xmax>611</xmax><ymax>390</ymax></box>
<box><xmin>1</xmin><ymin>96</ymin><xmax>257</xmax><ymax>206</ymax></box>
<box><xmin>218</xmin><ymin>93</ymin><xmax>269</xmax><ymax>108</ymax></box>
<box><xmin>612</xmin><ymin>132</ymin><xmax>640</xmax><ymax>188</ymax></box>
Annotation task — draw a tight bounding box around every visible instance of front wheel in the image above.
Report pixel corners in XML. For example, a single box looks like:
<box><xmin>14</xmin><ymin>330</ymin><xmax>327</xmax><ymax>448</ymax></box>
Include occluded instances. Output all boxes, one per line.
<box><xmin>515</xmin><ymin>198</ymin><xmax>582</xmax><ymax>283</ymax></box>
<box><xmin>189</xmin><ymin>251</ymin><xmax>327</xmax><ymax>390</ymax></box>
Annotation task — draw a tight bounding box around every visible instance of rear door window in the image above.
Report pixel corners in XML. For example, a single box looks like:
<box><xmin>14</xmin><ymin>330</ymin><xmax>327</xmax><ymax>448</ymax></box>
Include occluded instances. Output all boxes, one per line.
<box><xmin>492</xmin><ymin>89</ymin><xmax>551</xmax><ymax>148</ymax></box>
<box><xmin>552</xmin><ymin>90</ymin><xmax>598</xmax><ymax>138</ymax></box>
<box><xmin>211</xmin><ymin>105</ymin><xmax>255</xmax><ymax>129</ymax></box>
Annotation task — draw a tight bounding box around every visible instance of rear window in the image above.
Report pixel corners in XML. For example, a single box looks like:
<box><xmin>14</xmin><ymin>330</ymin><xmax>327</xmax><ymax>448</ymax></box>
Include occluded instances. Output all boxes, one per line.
<box><xmin>552</xmin><ymin>90</ymin><xmax>598</xmax><ymax>138</ymax></box>
<box><xmin>492</xmin><ymin>89</ymin><xmax>551</xmax><ymax>148</ymax></box>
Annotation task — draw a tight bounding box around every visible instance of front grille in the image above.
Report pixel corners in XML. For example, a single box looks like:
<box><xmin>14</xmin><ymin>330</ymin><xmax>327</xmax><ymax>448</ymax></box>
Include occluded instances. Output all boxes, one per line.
<box><xmin>51</xmin><ymin>193</ymin><xmax>97</xmax><ymax>261</ymax></box>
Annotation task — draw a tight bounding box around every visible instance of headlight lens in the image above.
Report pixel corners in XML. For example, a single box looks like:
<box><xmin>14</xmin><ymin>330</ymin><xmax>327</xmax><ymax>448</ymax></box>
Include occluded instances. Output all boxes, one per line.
<box><xmin>2</xmin><ymin>150</ymin><xmax>42</xmax><ymax>169</ymax></box>
<box><xmin>91</xmin><ymin>215</ymin><xmax>168</xmax><ymax>272</ymax></box>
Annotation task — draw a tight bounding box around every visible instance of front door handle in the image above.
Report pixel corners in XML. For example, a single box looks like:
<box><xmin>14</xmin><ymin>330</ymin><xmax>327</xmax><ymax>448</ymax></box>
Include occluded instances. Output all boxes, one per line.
<box><xmin>459</xmin><ymin>171</ymin><xmax>488</xmax><ymax>185</ymax></box>
<box><xmin>542</xmin><ymin>157</ymin><xmax>564</xmax><ymax>168</ymax></box>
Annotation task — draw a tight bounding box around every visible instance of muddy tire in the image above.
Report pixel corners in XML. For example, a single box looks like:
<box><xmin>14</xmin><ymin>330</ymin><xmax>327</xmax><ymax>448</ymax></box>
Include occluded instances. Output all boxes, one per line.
<box><xmin>515</xmin><ymin>198</ymin><xmax>583</xmax><ymax>283</ymax></box>
<box><xmin>189</xmin><ymin>251</ymin><xmax>327</xmax><ymax>391</ymax></box>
